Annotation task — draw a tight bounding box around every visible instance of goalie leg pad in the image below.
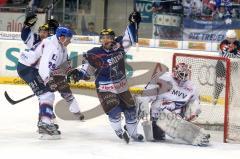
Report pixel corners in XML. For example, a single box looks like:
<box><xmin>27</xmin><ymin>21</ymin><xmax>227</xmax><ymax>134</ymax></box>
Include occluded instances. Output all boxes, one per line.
<box><xmin>156</xmin><ymin>110</ymin><xmax>210</xmax><ymax>146</ymax></box>
<box><xmin>135</xmin><ymin>96</ymin><xmax>150</xmax><ymax>118</ymax></box>
<box><xmin>142</xmin><ymin>120</ymin><xmax>154</xmax><ymax>141</ymax></box>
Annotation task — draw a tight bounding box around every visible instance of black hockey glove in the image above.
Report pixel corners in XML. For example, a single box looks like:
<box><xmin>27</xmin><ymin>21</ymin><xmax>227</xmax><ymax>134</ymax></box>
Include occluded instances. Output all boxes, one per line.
<box><xmin>24</xmin><ymin>13</ymin><xmax>37</xmax><ymax>27</ymax></box>
<box><xmin>67</xmin><ymin>69</ymin><xmax>88</xmax><ymax>83</ymax></box>
<box><xmin>48</xmin><ymin>19</ymin><xmax>59</xmax><ymax>34</ymax></box>
<box><xmin>46</xmin><ymin>77</ymin><xmax>58</xmax><ymax>92</ymax></box>
<box><xmin>128</xmin><ymin>11</ymin><xmax>141</xmax><ymax>25</ymax></box>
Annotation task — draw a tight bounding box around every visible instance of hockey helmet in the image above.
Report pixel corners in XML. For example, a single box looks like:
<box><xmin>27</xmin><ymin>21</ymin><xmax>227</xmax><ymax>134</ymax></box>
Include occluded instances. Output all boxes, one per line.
<box><xmin>173</xmin><ymin>63</ymin><xmax>191</xmax><ymax>81</ymax></box>
<box><xmin>38</xmin><ymin>24</ymin><xmax>49</xmax><ymax>32</ymax></box>
<box><xmin>56</xmin><ymin>26</ymin><xmax>73</xmax><ymax>38</ymax></box>
<box><xmin>100</xmin><ymin>28</ymin><xmax>115</xmax><ymax>39</ymax></box>
<box><xmin>226</xmin><ymin>30</ymin><xmax>237</xmax><ymax>39</ymax></box>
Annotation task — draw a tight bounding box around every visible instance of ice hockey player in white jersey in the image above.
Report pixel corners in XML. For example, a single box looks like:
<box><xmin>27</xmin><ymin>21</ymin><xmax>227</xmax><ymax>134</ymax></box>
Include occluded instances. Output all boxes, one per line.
<box><xmin>35</xmin><ymin>26</ymin><xmax>85</xmax><ymax>139</ymax></box>
<box><xmin>17</xmin><ymin>27</ymin><xmax>83</xmax><ymax>139</ymax></box>
<box><xmin>137</xmin><ymin>63</ymin><xmax>210</xmax><ymax>146</ymax></box>
<box><xmin>21</xmin><ymin>10</ymin><xmax>59</xmax><ymax>49</ymax></box>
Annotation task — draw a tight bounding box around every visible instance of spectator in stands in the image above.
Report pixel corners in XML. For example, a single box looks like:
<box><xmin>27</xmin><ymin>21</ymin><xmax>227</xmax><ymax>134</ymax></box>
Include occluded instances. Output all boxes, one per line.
<box><xmin>64</xmin><ymin>23</ymin><xmax>77</xmax><ymax>35</ymax></box>
<box><xmin>152</xmin><ymin>1</ymin><xmax>164</xmax><ymax>13</ymax></box>
<box><xmin>190</xmin><ymin>0</ymin><xmax>203</xmax><ymax>18</ymax></box>
<box><xmin>183</xmin><ymin>0</ymin><xmax>202</xmax><ymax>19</ymax></box>
<box><xmin>202</xmin><ymin>0</ymin><xmax>216</xmax><ymax>16</ymax></box>
<box><xmin>213</xmin><ymin>5</ymin><xmax>228</xmax><ymax>20</ymax></box>
<box><xmin>82</xmin><ymin>22</ymin><xmax>99</xmax><ymax>36</ymax></box>
<box><xmin>183</xmin><ymin>0</ymin><xmax>192</xmax><ymax>17</ymax></box>
<box><xmin>28</xmin><ymin>0</ymin><xmax>44</xmax><ymax>13</ymax></box>
<box><xmin>0</xmin><ymin>0</ymin><xmax>7</xmax><ymax>7</ymax></box>
<box><xmin>152</xmin><ymin>0</ymin><xmax>183</xmax><ymax>14</ymax></box>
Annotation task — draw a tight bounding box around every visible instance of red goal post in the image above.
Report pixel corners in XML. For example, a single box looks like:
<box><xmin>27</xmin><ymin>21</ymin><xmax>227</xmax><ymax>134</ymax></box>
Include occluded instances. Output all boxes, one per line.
<box><xmin>172</xmin><ymin>53</ymin><xmax>240</xmax><ymax>143</ymax></box>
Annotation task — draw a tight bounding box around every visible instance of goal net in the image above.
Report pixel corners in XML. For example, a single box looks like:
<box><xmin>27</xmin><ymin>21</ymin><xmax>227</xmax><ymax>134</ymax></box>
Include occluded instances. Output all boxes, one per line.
<box><xmin>173</xmin><ymin>53</ymin><xmax>240</xmax><ymax>143</ymax></box>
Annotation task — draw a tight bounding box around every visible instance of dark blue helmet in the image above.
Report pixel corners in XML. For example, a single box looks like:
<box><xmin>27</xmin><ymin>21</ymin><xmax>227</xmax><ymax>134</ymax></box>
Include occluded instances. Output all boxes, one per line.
<box><xmin>56</xmin><ymin>27</ymin><xmax>73</xmax><ymax>38</ymax></box>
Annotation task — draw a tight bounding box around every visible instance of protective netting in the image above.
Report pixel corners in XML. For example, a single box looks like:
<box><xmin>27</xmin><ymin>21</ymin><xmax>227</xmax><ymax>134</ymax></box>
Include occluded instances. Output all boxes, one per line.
<box><xmin>173</xmin><ymin>53</ymin><xmax>240</xmax><ymax>143</ymax></box>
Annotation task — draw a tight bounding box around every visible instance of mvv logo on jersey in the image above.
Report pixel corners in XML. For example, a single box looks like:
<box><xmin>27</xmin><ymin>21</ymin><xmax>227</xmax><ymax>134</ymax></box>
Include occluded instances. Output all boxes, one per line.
<box><xmin>171</xmin><ymin>89</ymin><xmax>187</xmax><ymax>99</ymax></box>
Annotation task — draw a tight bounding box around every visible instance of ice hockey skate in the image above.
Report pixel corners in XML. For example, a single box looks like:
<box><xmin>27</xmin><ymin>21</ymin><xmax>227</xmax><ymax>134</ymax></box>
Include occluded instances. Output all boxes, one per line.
<box><xmin>38</xmin><ymin>121</ymin><xmax>61</xmax><ymax>140</ymax></box>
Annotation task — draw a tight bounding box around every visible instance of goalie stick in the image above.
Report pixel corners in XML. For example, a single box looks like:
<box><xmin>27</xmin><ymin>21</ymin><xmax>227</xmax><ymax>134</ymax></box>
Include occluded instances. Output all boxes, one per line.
<box><xmin>137</xmin><ymin>71</ymin><xmax>172</xmax><ymax>141</ymax></box>
<box><xmin>127</xmin><ymin>71</ymin><xmax>170</xmax><ymax>141</ymax></box>
<box><xmin>45</xmin><ymin>0</ymin><xmax>59</xmax><ymax>20</ymax></box>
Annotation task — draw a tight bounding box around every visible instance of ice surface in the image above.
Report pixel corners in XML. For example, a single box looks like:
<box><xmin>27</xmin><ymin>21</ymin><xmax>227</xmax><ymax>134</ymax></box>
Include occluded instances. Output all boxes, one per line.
<box><xmin>1</xmin><ymin>84</ymin><xmax>240</xmax><ymax>159</ymax></box>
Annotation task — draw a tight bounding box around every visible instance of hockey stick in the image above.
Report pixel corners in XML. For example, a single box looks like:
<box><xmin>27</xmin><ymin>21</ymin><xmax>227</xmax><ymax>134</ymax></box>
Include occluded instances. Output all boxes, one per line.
<box><xmin>45</xmin><ymin>0</ymin><xmax>59</xmax><ymax>20</ymax></box>
<box><xmin>4</xmin><ymin>60</ymin><xmax>74</xmax><ymax>105</ymax></box>
<box><xmin>123</xmin><ymin>72</ymin><xmax>170</xmax><ymax>140</ymax></box>
<box><xmin>4</xmin><ymin>91</ymin><xmax>35</xmax><ymax>105</ymax></box>
<box><xmin>133</xmin><ymin>0</ymin><xmax>139</xmax><ymax>52</ymax></box>
<box><xmin>134</xmin><ymin>71</ymin><xmax>172</xmax><ymax>140</ymax></box>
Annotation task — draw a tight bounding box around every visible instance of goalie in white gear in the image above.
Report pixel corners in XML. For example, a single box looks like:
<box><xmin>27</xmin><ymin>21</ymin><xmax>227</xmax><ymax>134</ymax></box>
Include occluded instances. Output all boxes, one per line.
<box><xmin>137</xmin><ymin>63</ymin><xmax>210</xmax><ymax>146</ymax></box>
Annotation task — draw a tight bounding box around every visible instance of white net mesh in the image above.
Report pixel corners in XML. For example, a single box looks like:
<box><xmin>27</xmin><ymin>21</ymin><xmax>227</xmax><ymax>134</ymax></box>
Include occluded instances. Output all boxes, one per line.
<box><xmin>173</xmin><ymin>53</ymin><xmax>240</xmax><ymax>143</ymax></box>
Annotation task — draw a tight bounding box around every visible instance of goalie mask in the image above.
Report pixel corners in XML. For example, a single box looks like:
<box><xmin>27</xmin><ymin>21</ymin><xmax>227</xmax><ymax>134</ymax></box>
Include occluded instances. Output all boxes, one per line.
<box><xmin>173</xmin><ymin>63</ymin><xmax>191</xmax><ymax>81</ymax></box>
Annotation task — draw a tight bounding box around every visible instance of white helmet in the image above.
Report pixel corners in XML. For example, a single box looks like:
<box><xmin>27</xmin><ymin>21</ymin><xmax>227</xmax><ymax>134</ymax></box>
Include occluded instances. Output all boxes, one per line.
<box><xmin>226</xmin><ymin>30</ymin><xmax>237</xmax><ymax>39</ymax></box>
<box><xmin>173</xmin><ymin>63</ymin><xmax>191</xmax><ymax>81</ymax></box>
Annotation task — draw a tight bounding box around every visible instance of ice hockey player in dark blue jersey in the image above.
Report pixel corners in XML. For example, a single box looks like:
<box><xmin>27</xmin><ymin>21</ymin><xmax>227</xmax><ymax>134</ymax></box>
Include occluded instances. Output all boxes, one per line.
<box><xmin>67</xmin><ymin>11</ymin><xmax>143</xmax><ymax>143</ymax></box>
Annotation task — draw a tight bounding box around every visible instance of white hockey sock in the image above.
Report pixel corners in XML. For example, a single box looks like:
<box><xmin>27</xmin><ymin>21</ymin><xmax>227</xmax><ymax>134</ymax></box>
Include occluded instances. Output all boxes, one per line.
<box><xmin>69</xmin><ymin>98</ymin><xmax>81</xmax><ymax>113</ymax></box>
<box><xmin>109</xmin><ymin>118</ymin><xmax>123</xmax><ymax>136</ymax></box>
<box><xmin>126</xmin><ymin>121</ymin><xmax>138</xmax><ymax>137</ymax></box>
<box><xmin>41</xmin><ymin>116</ymin><xmax>52</xmax><ymax>125</ymax></box>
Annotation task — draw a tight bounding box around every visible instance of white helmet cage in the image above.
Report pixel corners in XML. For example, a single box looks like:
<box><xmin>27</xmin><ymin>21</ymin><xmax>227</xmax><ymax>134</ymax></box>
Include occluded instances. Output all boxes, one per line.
<box><xmin>173</xmin><ymin>63</ymin><xmax>191</xmax><ymax>81</ymax></box>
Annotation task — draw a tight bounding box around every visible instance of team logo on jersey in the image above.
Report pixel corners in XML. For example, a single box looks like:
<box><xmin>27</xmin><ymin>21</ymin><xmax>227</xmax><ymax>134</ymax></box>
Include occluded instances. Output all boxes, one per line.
<box><xmin>171</xmin><ymin>89</ymin><xmax>187</xmax><ymax>99</ymax></box>
<box><xmin>107</xmin><ymin>53</ymin><xmax>124</xmax><ymax>66</ymax></box>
